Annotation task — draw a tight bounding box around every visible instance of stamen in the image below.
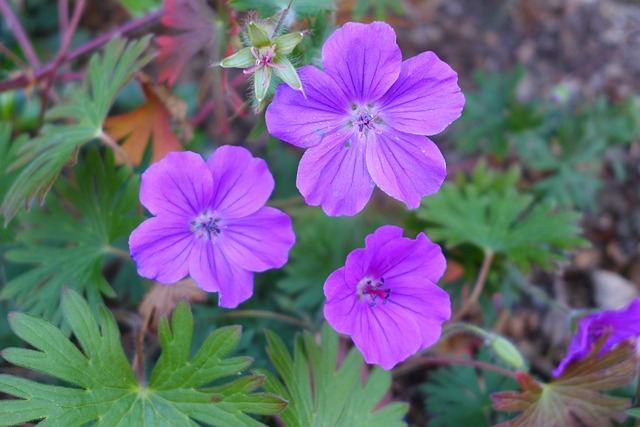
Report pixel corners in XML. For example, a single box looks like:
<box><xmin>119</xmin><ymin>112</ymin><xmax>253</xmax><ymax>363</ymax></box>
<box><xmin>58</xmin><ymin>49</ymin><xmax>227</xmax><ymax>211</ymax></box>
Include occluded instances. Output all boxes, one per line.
<box><xmin>357</xmin><ymin>276</ymin><xmax>391</xmax><ymax>307</ymax></box>
<box><xmin>192</xmin><ymin>211</ymin><xmax>222</xmax><ymax>240</ymax></box>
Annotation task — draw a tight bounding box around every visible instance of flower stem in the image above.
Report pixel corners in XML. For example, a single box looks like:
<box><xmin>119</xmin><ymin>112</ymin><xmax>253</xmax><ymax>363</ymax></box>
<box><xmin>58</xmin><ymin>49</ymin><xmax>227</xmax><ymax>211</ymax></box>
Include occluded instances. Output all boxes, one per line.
<box><xmin>393</xmin><ymin>356</ymin><xmax>519</xmax><ymax>380</ymax></box>
<box><xmin>97</xmin><ymin>131</ymin><xmax>132</xmax><ymax>170</ymax></box>
<box><xmin>208</xmin><ymin>310</ymin><xmax>311</xmax><ymax>329</ymax></box>
<box><xmin>104</xmin><ymin>245</ymin><xmax>131</xmax><ymax>260</ymax></box>
<box><xmin>452</xmin><ymin>250</ymin><xmax>494</xmax><ymax>321</ymax></box>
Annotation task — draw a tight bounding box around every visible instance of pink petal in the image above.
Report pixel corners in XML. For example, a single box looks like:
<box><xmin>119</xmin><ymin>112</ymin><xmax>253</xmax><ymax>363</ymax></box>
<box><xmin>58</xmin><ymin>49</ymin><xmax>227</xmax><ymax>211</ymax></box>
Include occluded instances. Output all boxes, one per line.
<box><xmin>386</xmin><ymin>282</ymin><xmax>451</xmax><ymax>348</ymax></box>
<box><xmin>139</xmin><ymin>151</ymin><xmax>213</xmax><ymax>217</ymax></box>
<box><xmin>366</xmin><ymin>127</ymin><xmax>446</xmax><ymax>209</ymax></box>
<box><xmin>322</xmin><ymin>22</ymin><xmax>402</xmax><ymax>105</ymax></box>
<box><xmin>296</xmin><ymin>131</ymin><xmax>374</xmax><ymax>216</ymax></box>
<box><xmin>218</xmin><ymin>207</ymin><xmax>295</xmax><ymax>272</ymax></box>
<box><xmin>266</xmin><ymin>66</ymin><xmax>351</xmax><ymax>148</ymax></box>
<box><xmin>188</xmin><ymin>239</ymin><xmax>253</xmax><ymax>308</ymax></box>
<box><xmin>377</xmin><ymin>51</ymin><xmax>465</xmax><ymax>136</ymax></box>
<box><xmin>129</xmin><ymin>215</ymin><xmax>193</xmax><ymax>283</ymax></box>
<box><xmin>351</xmin><ymin>304</ymin><xmax>422</xmax><ymax>370</ymax></box>
<box><xmin>207</xmin><ymin>145</ymin><xmax>274</xmax><ymax>218</ymax></box>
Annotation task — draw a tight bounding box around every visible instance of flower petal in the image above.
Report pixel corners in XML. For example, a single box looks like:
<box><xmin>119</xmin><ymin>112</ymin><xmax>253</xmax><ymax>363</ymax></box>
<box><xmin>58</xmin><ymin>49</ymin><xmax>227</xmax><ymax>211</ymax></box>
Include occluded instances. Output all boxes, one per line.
<box><xmin>322</xmin><ymin>22</ymin><xmax>402</xmax><ymax>105</ymax></box>
<box><xmin>368</xmin><ymin>231</ymin><xmax>446</xmax><ymax>285</ymax></box>
<box><xmin>378</xmin><ymin>52</ymin><xmax>464</xmax><ymax>135</ymax></box>
<box><xmin>140</xmin><ymin>151</ymin><xmax>213</xmax><ymax>217</ymax></box>
<box><xmin>351</xmin><ymin>304</ymin><xmax>422</xmax><ymax>370</ymax></box>
<box><xmin>296</xmin><ymin>131</ymin><xmax>374</xmax><ymax>216</ymax></box>
<box><xmin>377</xmin><ymin>51</ymin><xmax>465</xmax><ymax>135</ymax></box>
<box><xmin>386</xmin><ymin>282</ymin><xmax>451</xmax><ymax>349</ymax></box>
<box><xmin>218</xmin><ymin>207</ymin><xmax>295</xmax><ymax>272</ymax></box>
<box><xmin>324</xmin><ymin>267</ymin><xmax>359</xmax><ymax>334</ymax></box>
<box><xmin>266</xmin><ymin>66</ymin><xmax>351</xmax><ymax>148</ymax></box>
<box><xmin>188</xmin><ymin>239</ymin><xmax>253</xmax><ymax>308</ymax></box>
<box><xmin>366</xmin><ymin>127</ymin><xmax>445</xmax><ymax>209</ymax></box>
<box><xmin>207</xmin><ymin>145</ymin><xmax>274</xmax><ymax>218</ymax></box>
<box><xmin>129</xmin><ymin>215</ymin><xmax>193</xmax><ymax>284</ymax></box>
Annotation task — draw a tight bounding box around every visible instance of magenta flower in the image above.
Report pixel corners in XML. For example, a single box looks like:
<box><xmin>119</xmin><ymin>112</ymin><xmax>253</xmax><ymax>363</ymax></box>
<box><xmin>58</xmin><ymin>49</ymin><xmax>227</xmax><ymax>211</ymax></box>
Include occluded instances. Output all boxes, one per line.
<box><xmin>128</xmin><ymin>147</ymin><xmax>295</xmax><ymax>308</ymax></box>
<box><xmin>553</xmin><ymin>298</ymin><xmax>640</xmax><ymax>377</ymax></box>
<box><xmin>323</xmin><ymin>225</ymin><xmax>451</xmax><ymax>369</ymax></box>
<box><xmin>265</xmin><ymin>21</ymin><xmax>464</xmax><ymax>216</ymax></box>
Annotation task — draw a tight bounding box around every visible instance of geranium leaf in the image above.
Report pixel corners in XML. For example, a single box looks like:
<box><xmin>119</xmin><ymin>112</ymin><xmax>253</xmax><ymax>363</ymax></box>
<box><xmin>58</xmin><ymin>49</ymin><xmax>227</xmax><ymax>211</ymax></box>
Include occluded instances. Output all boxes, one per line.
<box><xmin>256</xmin><ymin>323</ymin><xmax>407</xmax><ymax>427</ymax></box>
<box><xmin>0</xmin><ymin>36</ymin><xmax>152</xmax><ymax>225</ymax></box>
<box><xmin>157</xmin><ymin>0</ymin><xmax>217</xmax><ymax>86</ymax></box>
<box><xmin>0</xmin><ymin>150</ymin><xmax>140</xmax><ymax>329</ymax></box>
<box><xmin>416</xmin><ymin>161</ymin><xmax>588</xmax><ymax>272</ymax></box>
<box><xmin>491</xmin><ymin>339</ymin><xmax>638</xmax><ymax>427</ymax></box>
<box><xmin>0</xmin><ymin>288</ymin><xmax>286</xmax><ymax>426</ymax></box>
<box><xmin>105</xmin><ymin>77</ymin><xmax>186</xmax><ymax>165</ymax></box>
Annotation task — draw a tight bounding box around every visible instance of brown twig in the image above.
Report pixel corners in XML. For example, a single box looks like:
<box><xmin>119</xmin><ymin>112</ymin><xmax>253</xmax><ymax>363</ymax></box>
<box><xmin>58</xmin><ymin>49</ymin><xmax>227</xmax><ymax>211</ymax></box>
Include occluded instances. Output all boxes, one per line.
<box><xmin>452</xmin><ymin>250</ymin><xmax>494</xmax><ymax>322</ymax></box>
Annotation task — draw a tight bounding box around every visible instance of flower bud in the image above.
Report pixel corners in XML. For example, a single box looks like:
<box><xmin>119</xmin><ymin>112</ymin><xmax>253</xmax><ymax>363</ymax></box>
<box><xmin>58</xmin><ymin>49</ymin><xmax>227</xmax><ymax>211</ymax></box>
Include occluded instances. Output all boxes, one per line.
<box><xmin>489</xmin><ymin>335</ymin><xmax>527</xmax><ymax>370</ymax></box>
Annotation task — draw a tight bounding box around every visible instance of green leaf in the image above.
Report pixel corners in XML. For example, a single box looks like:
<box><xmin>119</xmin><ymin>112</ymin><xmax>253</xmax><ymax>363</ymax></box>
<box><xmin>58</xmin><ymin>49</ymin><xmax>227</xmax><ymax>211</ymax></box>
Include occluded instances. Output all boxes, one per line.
<box><xmin>0</xmin><ymin>289</ymin><xmax>286</xmax><ymax>426</ymax></box>
<box><xmin>353</xmin><ymin>0</ymin><xmax>404</xmax><ymax>20</ymax></box>
<box><xmin>116</xmin><ymin>0</ymin><xmax>161</xmax><ymax>17</ymax></box>
<box><xmin>258</xmin><ymin>323</ymin><xmax>408</xmax><ymax>427</ymax></box>
<box><xmin>0</xmin><ymin>36</ymin><xmax>153</xmax><ymax>224</ymax></box>
<box><xmin>628</xmin><ymin>407</ymin><xmax>640</xmax><ymax>418</ymax></box>
<box><xmin>0</xmin><ymin>150</ymin><xmax>140</xmax><ymax>328</ymax></box>
<box><xmin>416</xmin><ymin>161</ymin><xmax>588</xmax><ymax>272</ymax></box>
<box><xmin>422</xmin><ymin>350</ymin><xmax>518</xmax><ymax>427</ymax></box>
<box><xmin>229</xmin><ymin>0</ymin><xmax>338</xmax><ymax>18</ymax></box>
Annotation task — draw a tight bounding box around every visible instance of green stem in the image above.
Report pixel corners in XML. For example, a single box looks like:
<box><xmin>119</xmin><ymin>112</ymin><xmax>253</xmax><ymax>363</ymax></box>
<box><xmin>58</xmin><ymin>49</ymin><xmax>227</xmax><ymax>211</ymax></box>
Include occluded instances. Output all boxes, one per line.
<box><xmin>104</xmin><ymin>245</ymin><xmax>131</xmax><ymax>260</ymax></box>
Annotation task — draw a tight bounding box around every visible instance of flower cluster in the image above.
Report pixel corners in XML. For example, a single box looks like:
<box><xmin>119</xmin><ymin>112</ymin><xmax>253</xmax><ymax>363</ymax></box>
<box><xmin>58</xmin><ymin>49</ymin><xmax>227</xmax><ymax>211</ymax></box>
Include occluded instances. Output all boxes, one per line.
<box><xmin>266</xmin><ymin>21</ymin><xmax>464</xmax><ymax>216</ymax></box>
<box><xmin>131</xmin><ymin>21</ymin><xmax>458</xmax><ymax>369</ymax></box>
<box><xmin>553</xmin><ymin>298</ymin><xmax>640</xmax><ymax>377</ymax></box>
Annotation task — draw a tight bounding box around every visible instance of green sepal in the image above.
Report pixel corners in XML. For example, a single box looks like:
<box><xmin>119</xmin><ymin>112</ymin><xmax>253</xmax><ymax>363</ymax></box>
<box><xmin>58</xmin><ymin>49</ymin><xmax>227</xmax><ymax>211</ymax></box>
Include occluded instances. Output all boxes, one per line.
<box><xmin>274</xmin><ymin>32</ymin><xmax>304</xmax><ymax>54</ymax></box>
<box><xmin>253</xmin><ymin>66</ymin><xmax>272</xmax><ymax>102</ymax></box>
<box><xmin>247</xmin><ymin>22</ymin><xmax>272</xmax><ymax>47</ymax></box>
<box><xmin>220</xmin><ymin>47</ymin><xmax>256</xmax><ymax>68</ymax></box>
<box><xmin>273</xmin><ymin>53</ymin><xmax>302</xmax><ymax>91</ymax></box>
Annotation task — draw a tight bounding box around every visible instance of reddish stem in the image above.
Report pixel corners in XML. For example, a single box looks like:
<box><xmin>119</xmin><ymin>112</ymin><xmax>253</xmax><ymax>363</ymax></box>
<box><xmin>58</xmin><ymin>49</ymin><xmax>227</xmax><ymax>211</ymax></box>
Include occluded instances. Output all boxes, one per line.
<box><xmin>0</xmin><ymin>0</ymin><xmax>41</xmax><ymax>68</ymax></box>
<box><xmin>0</xmin><ymin>9</ymin><xmax>164</xmax><ymax>92</ymax></box>
<box><xmin>452</xmin><ymin>250</ymin><xmax>494</xmax><ymax>321</ymax></box>
<box><xmin>39</xmin><ymin>0</ymin><xmax>86</xmax><ymax>122</ymax></box>
<box><xmin>393</xmin><ymin>356</ymin><xmax>519</xmax><ymax>380</ymax></box>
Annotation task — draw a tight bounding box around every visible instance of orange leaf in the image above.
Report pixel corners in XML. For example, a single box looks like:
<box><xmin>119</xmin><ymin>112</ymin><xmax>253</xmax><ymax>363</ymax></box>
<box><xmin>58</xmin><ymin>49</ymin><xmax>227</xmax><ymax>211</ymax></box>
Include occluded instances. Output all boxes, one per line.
<box><xmin>104</xmin><ymin>77</ymin><xmax>187</xmax><ymax>165</ymax></box>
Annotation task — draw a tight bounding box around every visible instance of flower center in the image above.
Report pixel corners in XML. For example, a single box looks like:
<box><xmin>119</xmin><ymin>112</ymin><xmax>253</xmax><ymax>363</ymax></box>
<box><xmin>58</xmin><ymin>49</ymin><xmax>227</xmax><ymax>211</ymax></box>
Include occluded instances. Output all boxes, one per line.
<box><xmin>191</xmin><ymin>211</ymin><xmax>222</xmax><ymax>240</ymax></box>
<box><xmin>352</xmin><ymin>107</ymin><xmax>381</xmax><ymax>137</ymax></box>
<box><xmin>357</xmin><ymin>276</ymin><xmax>391</xmax><ymax>307</ymax></box>
<box><xmin>243</xmin><ymin>45</ymin><xmax>286</xmax><ymax>85</ymax></box>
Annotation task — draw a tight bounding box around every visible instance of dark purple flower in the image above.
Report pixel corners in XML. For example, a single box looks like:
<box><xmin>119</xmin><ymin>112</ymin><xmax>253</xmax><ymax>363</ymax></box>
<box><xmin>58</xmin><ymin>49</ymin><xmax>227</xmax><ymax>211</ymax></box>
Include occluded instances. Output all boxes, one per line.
<box><xmin>553</xmin><ymin>298</ymin><xmax>640</xmax><ymax>377</ymax></box>
<box><xmin>323</xmin><ymin>225</ymin><xmax>451</xmax><ymax>369</ymax></box>
<box><xmin>266</xmin><ymin>21</ymin><xmax>464</xmax><ymax>216</ymax></box>
<box><xmin>129</xmin><ymin>147</ymin><xmax>295</xmax><ymax>308</ymax></box>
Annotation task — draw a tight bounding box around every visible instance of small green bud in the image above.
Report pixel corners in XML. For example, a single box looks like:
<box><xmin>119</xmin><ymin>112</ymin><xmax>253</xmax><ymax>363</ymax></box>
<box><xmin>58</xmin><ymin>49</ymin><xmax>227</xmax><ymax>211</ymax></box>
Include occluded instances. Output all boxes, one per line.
<box><xmin>489</xmin><ymin>335</ymin><xmax>526</xmax><ymax>370</ymax></box>
<box><xmin>247</xmin><ymin>22</ymin><xmax>271</xmax><ymax>48</ymax></box>
<box><xmin>273</xmin><ymin>32</ymin><xmax>304</xmax><ymax>54</ymax></box>
<box><xmin>253</xmin><ymin>65</ymin><xmax>271</xmax><ymax>102</ymax></box>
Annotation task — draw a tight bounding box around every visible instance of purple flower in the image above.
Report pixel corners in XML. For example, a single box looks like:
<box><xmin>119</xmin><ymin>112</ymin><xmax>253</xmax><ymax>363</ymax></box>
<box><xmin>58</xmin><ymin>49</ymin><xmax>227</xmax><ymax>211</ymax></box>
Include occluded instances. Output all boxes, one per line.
<box><xmin>266</xmin><ymin>21</ymin><xmax>464</xmax><ymax>216</ymax></box>
<box><xmin>129</xmin><ymin>147</ymin><xmax>295</xmax><ymax>308</ymax></box>
<box><xmin>323</xmin><ymin>225</ymin><xmax>451</xmax><ymax>369</ymax></box>
<box><xmin>553</xmin><ymin>298</ymin><xmax>640</xmax><ymax>377</ymax></box>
